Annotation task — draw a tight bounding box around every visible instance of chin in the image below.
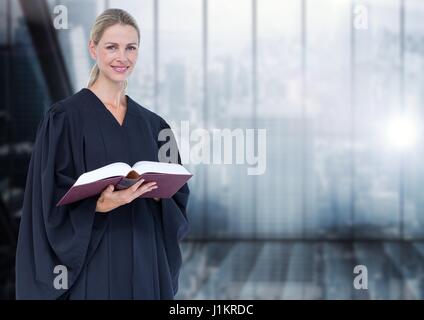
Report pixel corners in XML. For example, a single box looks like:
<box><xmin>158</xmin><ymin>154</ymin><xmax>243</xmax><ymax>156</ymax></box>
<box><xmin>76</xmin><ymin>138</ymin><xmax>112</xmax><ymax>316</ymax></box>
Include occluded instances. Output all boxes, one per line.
<box><xmin>105</xmin><ymin>74</ymin><xmax>130</xmax><ymax>84</ymax></box>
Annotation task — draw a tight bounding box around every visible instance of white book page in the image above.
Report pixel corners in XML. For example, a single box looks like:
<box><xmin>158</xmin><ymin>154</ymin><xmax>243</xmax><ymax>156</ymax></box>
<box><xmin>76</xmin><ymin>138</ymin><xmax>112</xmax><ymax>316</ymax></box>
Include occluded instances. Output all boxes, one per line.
<box><xmin>75</xmin><ymin>162</ymin><xmax>132</xmax><ymax>186</ymax></box>
<box><xmin>132</xmin><ymin>161</ymin><xmax>191</xmax><ymax>175</ymax></box>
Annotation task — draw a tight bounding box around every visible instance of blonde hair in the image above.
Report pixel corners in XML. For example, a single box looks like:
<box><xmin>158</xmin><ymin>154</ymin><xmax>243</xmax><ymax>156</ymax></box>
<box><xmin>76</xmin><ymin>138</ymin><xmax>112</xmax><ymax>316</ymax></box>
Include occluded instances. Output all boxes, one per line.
<box><xmin>87</xmin><ymin>8</ymin><xmax>140</xmax><ymax>95</ymax></box>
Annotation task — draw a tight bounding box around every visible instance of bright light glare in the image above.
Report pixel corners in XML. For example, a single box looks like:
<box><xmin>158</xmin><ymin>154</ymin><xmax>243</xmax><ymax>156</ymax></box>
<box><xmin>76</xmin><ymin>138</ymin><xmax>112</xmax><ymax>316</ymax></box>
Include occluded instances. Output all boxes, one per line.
<box><xmin>385</xmin><ymin>115</ymin><xmax>419</xmax><ymax>150</ymax></box>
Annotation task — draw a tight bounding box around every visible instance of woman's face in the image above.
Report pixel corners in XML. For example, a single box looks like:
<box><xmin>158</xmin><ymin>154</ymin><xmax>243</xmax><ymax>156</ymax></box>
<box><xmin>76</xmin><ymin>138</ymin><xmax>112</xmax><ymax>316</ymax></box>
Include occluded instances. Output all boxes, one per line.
<box><xmin>89</xmin><ymin>24</ymin><xmax>139</xmax><ymax>84</ymax></box>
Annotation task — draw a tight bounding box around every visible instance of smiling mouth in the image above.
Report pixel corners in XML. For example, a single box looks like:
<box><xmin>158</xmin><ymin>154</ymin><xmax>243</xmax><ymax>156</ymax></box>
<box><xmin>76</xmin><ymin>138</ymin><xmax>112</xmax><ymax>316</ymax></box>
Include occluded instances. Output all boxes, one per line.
<box><xmin>111</xmin><ymin>66</ymin><xmax>129</xmax><ymax>73</ymax></box>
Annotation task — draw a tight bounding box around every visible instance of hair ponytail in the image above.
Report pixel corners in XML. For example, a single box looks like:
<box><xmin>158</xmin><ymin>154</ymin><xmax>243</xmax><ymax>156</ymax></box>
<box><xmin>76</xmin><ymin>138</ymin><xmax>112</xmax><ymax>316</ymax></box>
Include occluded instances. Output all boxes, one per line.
<box><xmin>87</xmin><ymin>63</ymin><xmax>100</xmax><ymax>88</ymax></box>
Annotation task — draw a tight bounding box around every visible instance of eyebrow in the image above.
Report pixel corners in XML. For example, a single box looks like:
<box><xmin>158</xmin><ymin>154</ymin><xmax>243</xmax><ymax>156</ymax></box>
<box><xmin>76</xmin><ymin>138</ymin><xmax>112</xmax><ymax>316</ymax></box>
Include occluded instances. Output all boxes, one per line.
<box><xmin>104</xmin><ymin>42</ymin><xmax>138</xmax><ymax>46</ymax></box>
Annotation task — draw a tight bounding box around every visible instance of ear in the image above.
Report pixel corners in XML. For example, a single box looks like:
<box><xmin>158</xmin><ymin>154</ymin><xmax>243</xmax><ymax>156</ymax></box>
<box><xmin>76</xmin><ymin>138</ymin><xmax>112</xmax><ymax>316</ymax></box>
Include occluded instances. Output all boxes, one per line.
<box><xmin>88</xmin><ymin>40</ymin><xmax>97</xmax><ymax>60</ymax></box>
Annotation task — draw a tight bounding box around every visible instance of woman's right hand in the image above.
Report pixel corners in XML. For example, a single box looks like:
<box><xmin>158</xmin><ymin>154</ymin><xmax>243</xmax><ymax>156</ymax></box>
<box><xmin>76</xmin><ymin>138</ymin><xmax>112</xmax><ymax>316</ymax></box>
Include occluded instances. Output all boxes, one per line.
<box><xmin>95</xmin><ymin>179</ymin><xmax>157</xmax><ymax>213</ymax></box>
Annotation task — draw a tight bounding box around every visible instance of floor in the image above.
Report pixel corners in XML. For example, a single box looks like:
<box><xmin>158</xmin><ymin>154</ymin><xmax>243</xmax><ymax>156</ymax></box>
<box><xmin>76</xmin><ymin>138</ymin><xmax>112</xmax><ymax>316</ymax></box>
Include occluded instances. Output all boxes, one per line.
<box><xmin>175</xmin><ymin>241</ymin><xmax>424</xmax><ymax>300</ymax></box>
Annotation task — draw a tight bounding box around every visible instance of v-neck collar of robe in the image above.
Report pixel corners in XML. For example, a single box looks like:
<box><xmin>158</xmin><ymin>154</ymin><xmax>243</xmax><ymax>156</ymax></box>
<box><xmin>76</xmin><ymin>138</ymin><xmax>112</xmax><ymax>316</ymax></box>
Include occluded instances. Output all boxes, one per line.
<box><xmin>82</xmin><ymin>87</ymin><xmax>132</xmax><ymax>128</ymax></box>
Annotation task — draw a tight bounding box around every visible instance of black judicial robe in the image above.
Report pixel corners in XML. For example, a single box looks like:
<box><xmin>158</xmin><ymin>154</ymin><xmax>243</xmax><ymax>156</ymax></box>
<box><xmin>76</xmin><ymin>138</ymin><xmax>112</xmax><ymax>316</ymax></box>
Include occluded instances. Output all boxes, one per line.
<box><xmin>15</xmin><ymin>88</ymin><xmax>190</xmax><ymax>299</ymax></box>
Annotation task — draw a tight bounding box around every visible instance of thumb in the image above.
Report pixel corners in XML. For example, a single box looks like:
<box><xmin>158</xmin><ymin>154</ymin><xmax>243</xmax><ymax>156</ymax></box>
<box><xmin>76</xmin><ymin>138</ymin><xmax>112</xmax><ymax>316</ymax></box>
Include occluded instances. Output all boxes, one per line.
<box><xmin>108</xmin><ymin>185</ymin><xmax>115</xmax><ymax>192</ymax></box>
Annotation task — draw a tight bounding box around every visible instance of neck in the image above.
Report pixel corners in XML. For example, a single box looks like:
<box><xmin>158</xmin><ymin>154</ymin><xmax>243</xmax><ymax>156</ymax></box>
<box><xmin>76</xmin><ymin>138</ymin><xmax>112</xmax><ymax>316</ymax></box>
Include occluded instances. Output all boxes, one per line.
<box><xmin>88</xmin><ymin>74</ymin><xmax>126</xmax><ymax>108</ymax></box>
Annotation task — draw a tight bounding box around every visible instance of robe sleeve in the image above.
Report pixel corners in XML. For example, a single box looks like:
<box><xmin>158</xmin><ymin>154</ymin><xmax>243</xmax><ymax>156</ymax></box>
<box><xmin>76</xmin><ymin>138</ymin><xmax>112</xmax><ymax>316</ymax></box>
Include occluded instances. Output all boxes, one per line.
<box><xmin>157</xmin><ymin>118</ymin><xmax>190</xmax><ymax>295</ymax></box>
<box><xmin>15</xmin><ymin>103</ymin><xmax>98</xmax><ymax>299</ymax></box>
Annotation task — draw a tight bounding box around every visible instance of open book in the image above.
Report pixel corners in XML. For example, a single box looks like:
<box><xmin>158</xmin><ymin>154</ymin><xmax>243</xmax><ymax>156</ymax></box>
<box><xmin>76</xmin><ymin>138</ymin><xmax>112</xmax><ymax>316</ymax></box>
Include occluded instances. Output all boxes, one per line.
<box><xmin>57</xmin><ymin>161</ymin><xmax>193</xmax><ymax>206</ymax></box>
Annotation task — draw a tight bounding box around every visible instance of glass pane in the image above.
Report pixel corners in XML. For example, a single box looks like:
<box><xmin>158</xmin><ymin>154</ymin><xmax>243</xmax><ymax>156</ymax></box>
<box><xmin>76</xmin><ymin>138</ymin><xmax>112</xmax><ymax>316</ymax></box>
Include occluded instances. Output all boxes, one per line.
<box><xmin>256</xmin><ymin>0</ymin><xmax>302</xmax><ymax>238</ymax></box>
<box><xmin>47</xmin><ymin>0</ymin><xmax>101</xmax><ymax>91</ymax></box>
<box><xmin>404</xmin><ymin>0</ymin><xmax>424</xmax><ymax>238</ymax></box>
<box><xmin>354</xmin><ymin>0</ymin><xmax>401</xmax><ymax>238</ymax></box>
<box><xmin>11</xmin><ymin>0</ymin><xmax>52</xmax><ymax>191</ymax></box>
<box><xmin>306</xmin><ymin>0</ymin><xmax>352</xmax><ymax>238</ymax></box>
<box><xmin>158</xmin><ymin>0</ymin><xmax>203</xmax><ymax>237</ymax></box>
<box><xmin>208</xmin><ymin>0</ymin><xmax>253</xmax><ymax>238</ymax></box>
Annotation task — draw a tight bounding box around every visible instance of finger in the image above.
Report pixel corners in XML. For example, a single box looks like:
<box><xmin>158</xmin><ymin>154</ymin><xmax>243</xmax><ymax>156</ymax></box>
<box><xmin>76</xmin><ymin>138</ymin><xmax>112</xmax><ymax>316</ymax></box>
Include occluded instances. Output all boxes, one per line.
<box><xmin>138</xmin><ymin>182</ymin><xmax>157</xmax><ymax>193</ymax></box>
<box><xmin>103</xmin><ymin>184</ymin><xmax>114</xmax><ymax>194</ymax></box>
<box><xmin>138</xmin><ymin>181</ymin><xmax>156</xmax><ymax>189</ymax></box>
<box><xmin>131</xmin><ymin>179</ymin><xmax>145</xmax><ymax>191</ymax></box>
<box><xmin>127</xmin><ymin>184</ymin><xmax>158</xmax><ymax>203</ymax></box>
<box><xmin>114</xmin><ymin>179</ymin><xmax>145</xmax><ymax>199</ymax></box>
<box><xmin>126</xmin><ymin>182</ymin><xmax>158</xmax><ymax>203</ymax></box>
<box><xmin>134</xmin><ymin>181</ymin><xmax>156</xmax><ymax>192</ymax></box>
<box><xmin>137</xmin><ymin>184</ymin><xmax>158</xmax><ymax>196</ymax></box>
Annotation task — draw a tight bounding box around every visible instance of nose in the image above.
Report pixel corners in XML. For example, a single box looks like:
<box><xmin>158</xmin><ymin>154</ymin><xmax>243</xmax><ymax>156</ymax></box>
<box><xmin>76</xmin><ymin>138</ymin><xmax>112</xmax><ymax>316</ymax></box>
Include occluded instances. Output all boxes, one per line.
<box><xmin>116</xmin><ymin>48</ymin><xmax>129</xmax><ymax>63</ymax></box>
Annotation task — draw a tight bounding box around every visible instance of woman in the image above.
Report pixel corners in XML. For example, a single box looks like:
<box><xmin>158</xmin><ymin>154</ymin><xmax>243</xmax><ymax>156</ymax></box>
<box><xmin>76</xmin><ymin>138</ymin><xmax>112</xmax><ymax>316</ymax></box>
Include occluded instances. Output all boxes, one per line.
<box><xmin>15</xmin><ymin>8</ymin><xmax>190</xmax><ymax>299</ymax></box>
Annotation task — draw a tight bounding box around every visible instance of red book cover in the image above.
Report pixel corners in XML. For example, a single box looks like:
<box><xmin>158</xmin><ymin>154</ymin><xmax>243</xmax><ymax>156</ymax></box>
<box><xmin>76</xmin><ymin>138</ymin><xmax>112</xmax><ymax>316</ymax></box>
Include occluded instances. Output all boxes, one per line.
<box><xmin>56</xmin><ymin>161</ymin><xmax>193</xmax><ymax>206</ymax></box>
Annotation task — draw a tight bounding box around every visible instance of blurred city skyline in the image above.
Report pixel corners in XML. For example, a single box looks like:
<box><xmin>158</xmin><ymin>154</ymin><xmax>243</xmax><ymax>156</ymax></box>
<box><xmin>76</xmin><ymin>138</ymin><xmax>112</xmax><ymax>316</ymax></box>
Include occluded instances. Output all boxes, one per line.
<box><xmin>2</xmin><ymin>0</ymin><xmax>424</xmax><ymax>241</ymax></box>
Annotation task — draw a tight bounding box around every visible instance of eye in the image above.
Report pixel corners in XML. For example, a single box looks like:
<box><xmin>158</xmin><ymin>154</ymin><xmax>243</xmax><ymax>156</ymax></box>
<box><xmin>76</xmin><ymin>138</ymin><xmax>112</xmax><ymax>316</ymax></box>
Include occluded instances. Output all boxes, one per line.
<box><xmin>106</xmin><ymin>45</ymin><xmax>117</xmax><ymax>50</ymax></box>
<box><xmin>127</xmin><ymin>46</ymin><xmax>137</xmax><ymax>51</ymax></box>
